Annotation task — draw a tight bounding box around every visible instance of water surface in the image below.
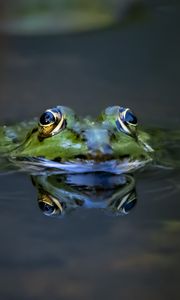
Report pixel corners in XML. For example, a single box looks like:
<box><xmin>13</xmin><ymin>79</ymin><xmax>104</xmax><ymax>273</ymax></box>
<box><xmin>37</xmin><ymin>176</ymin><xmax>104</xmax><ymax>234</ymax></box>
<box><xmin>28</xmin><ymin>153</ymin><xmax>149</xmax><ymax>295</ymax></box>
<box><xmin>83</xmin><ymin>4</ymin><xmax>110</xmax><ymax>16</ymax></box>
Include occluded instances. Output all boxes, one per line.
<box><xmin>0</xmin><ymin>3</ymin><xmax>180</xmax><ymax>300</ymax></box>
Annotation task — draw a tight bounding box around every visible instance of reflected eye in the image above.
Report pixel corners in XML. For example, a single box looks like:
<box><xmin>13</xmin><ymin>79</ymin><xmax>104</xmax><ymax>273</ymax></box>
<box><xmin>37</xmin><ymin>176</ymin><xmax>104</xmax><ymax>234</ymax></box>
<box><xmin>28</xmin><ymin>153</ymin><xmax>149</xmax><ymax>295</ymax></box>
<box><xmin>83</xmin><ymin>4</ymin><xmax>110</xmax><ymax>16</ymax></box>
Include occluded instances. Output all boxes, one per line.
<box><xmin>120</xmin><ymin>196</ymin><xmax>137</xmax><ymax>215</ymax></box>
<box><xmin>116</xmin><ymin>189</ymin><xmax>137</xmax><ymax>215</ymax></box>
<box><xmin>116</xmin><ymin>107</ymin><xmax>137</xmax><ymax>136</ymax></box>
<box><xmin>38</xmin><ymin>193</ymin><xmax>64</xmax><ymax>217</ymax></box>
<box><xmin>38</xmin><ymin>201</ymin><xmax>55</xmax><ymax>215</ymax></box>
<box><xmin>38</xmin><ymin>108</ymin><xmax>65</xmax><ymax>138</ymax></box>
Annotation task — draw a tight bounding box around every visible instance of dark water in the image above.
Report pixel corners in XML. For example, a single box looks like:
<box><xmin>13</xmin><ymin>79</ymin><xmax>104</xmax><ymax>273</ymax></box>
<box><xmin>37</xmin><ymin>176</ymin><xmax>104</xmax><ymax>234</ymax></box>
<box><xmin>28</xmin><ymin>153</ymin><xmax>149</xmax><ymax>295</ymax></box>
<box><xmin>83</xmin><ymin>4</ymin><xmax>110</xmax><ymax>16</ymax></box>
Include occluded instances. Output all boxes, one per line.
<box><xmin>0</xmin><ymin>3</ymin><xmax>180</xmax><ymax>300</ymax></box>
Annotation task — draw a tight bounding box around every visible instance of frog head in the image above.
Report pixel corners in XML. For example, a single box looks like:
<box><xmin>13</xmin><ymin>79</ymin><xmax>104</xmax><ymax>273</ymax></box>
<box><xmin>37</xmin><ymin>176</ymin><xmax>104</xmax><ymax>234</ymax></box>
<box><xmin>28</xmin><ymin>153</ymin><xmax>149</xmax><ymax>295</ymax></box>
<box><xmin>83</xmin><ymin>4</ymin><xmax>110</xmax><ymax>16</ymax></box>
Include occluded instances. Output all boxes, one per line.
<box><xmin>11</xmin><ymin>105</ymin><xmax>153</xmax><ymax>173</ymax></box>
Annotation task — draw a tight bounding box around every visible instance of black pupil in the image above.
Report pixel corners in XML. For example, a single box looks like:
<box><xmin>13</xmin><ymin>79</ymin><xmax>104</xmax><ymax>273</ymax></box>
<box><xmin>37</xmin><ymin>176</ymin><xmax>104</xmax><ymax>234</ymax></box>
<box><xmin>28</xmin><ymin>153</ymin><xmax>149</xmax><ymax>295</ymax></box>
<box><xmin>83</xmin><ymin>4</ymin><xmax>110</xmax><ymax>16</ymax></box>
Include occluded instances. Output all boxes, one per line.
<box><xmin>40</xmin><ymin>111</ymin><xmax>55</xmax><ymax>125</ymax></box>
<box><xmin>38</xmin><ymin>202</ymin><xmax>55</xmax><ymax>214</ymax></box>
<box><xmin>125</xmin><ymin>110</ymin><xmax>137</xmax><ymax>125</ymax></box>
<box><xmin>123</xmin><ymin>198</ymin><xmax>137</xmax><ymax>213</ymax></box>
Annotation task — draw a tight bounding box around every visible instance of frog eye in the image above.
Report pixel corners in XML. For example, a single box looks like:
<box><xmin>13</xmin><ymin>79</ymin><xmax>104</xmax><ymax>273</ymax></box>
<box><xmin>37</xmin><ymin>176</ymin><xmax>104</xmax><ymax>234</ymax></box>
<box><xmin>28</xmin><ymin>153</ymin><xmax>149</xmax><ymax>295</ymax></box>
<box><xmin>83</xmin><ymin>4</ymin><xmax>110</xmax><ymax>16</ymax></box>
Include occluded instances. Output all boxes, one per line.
<box><xmin>38</xmin><ymin>108</ymin><xmax>65</xmax><ymax>138</ymax></box>
<box><xmin>116</xmin><ymin>107</ymin><xmax>137</xmax><ymax>136</ymax></box>
<box><xmin>38</xmin><ymin>193</ymin><xmax>64</xmax><ymax>217</ymax></box>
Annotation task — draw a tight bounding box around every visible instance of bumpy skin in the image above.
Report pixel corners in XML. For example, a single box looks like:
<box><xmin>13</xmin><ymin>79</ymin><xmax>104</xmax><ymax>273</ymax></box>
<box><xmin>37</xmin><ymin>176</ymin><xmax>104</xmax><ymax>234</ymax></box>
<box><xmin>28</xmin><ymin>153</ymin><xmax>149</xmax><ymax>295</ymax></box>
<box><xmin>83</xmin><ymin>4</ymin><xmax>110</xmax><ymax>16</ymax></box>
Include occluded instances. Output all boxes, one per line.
<box><xmin>0</xmin><ymin>120</ymin><xmax>37</xmax><ymax>154</ymax></box>
<box><xmin>0</xmin><ymin>106</ymin><xmax>152</xmax><ymax>163</ymax></box>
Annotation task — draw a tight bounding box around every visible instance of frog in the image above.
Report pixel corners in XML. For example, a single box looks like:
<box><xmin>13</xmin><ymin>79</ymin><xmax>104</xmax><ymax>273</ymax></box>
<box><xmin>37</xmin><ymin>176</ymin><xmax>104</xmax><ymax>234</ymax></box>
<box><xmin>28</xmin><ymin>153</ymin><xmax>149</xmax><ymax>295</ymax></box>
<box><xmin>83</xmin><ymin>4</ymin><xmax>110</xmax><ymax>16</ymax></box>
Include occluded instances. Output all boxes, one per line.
<box><xmin>32</xmin><ymin>173</ymin><xmax>137</xmax><ymax>217</ymax></box>
<box><xmin>0</xmin><ymin>105</ymin><xmax>179</xmax><ymax>174</ymax></box>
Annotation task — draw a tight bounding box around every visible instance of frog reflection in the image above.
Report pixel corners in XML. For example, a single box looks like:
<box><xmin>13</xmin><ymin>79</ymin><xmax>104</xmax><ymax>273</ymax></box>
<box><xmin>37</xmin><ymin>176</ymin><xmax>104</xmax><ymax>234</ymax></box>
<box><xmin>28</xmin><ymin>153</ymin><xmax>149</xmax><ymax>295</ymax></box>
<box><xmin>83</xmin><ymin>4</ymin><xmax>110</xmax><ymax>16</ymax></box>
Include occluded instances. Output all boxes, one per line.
<box><xmin>31</xmin><ymin>173</ymin><xmax>137</xmax><ymax>217</ymax></box>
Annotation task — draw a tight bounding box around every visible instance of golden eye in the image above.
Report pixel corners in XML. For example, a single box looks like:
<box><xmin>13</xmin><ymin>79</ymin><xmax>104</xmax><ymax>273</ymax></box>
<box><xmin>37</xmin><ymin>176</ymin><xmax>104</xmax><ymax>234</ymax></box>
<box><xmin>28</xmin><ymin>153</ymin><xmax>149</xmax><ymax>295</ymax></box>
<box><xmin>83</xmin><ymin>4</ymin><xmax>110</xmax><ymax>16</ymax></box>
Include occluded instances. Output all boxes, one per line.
<box><xmin>38</xmin><ymin>108</ymin><xmax>65</xmax><ymax>138</ymax></box>
<box><xmin>116</xmin><ymin>107</ymin><xmax>137</xmax><ymax>136</ymax></box>
<box><xmin>38</xmin><ymin>193</ymin><xmax>63</xmax><ymax>217</ymax></box>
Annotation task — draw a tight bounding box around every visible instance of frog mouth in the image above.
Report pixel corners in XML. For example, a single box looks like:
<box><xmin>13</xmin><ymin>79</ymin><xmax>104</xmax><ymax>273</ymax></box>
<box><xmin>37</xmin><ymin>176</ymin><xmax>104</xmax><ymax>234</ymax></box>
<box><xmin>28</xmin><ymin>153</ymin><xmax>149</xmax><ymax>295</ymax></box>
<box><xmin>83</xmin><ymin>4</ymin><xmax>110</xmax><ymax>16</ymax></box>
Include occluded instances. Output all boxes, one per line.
<box><xmin>53</xmin><ymin>153</ymin><xmax>121</xmax><ymax>163</ymax></box>
<box><xmin>9</xmin><ymin>155</ymin><xmax>152</xmax><ymax>175</ymax></box>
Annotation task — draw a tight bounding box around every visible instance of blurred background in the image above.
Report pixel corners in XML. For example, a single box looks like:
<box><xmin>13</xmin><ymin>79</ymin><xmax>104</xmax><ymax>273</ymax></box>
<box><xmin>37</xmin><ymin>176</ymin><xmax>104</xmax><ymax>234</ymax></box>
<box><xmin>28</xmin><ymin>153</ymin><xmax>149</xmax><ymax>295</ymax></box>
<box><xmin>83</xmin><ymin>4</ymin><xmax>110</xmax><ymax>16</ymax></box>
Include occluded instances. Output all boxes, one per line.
<box><xmin>0</xmin><ymin>1</ymin><xmax>180</xmax><ymax>300</ymax></box>
<box><xmin>0</xmin><ymin>0</ymin><xmax>153</xmax><ymax>34</ymax></box>
<box><xmin>0</xmin><ymin>0</ymin><xmax>179</xmax><ymax>125</ymax></box>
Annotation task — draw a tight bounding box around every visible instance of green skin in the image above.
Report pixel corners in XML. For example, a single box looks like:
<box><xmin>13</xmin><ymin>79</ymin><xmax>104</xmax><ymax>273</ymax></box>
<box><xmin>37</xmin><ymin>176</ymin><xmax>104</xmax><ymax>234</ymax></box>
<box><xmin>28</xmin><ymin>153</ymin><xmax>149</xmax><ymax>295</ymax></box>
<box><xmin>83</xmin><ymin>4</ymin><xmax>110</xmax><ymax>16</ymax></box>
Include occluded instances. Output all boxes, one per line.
<box><xmin>0</xmin><ymin>106</ymin><xmax>179</xmax><ymax>173</ymax></box>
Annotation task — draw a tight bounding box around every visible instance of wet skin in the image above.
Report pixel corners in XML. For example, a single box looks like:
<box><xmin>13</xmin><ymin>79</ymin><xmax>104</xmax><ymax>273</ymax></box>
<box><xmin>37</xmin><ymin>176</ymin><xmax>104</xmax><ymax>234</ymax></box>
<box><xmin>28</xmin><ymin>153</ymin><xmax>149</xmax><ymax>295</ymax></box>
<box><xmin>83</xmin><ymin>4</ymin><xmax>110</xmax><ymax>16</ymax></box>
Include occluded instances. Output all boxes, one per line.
<box><xmin>0</xmin><ymin>105</ymin><xmax>178</xmax><ymax>174</ymax></box>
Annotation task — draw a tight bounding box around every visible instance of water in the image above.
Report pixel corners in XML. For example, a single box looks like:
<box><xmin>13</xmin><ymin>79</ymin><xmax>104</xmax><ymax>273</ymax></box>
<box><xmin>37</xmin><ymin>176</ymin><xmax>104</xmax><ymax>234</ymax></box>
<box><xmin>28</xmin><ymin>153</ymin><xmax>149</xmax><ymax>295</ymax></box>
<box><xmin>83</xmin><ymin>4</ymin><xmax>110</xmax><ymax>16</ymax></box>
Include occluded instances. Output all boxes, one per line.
<box><xmin>0</xmin><ymin>3</ymin><xmax>180</xmax><ymax>300</ymax></box>
<box><xmin>0</xmin><ymin>169</ymin><xmax>180</xmax><ymax>299</ymax></box>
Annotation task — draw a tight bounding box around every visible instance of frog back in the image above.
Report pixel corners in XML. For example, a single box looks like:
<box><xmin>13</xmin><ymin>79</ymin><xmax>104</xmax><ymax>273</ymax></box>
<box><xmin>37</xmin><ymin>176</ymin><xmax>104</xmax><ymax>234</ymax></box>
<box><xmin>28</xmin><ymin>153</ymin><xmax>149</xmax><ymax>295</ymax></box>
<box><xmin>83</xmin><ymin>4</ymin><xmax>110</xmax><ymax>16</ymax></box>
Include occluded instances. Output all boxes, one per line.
<box><xmin>0</xmin><ymin>120</ymin><xmax>37</xmax><ymax>154</ymax></box>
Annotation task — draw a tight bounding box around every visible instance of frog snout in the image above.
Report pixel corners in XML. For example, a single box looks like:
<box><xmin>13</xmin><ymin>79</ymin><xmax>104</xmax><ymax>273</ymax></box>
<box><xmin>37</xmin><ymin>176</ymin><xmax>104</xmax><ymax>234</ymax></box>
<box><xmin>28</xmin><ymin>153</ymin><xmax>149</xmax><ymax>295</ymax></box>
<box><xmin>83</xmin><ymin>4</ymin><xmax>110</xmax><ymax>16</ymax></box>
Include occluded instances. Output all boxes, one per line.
<box><xmin>84</xmin><ymin>129</ymin><xmax>113</xmax><ymax>156</ymax></box>
<box><xmin>88</xmin><ymin>144</ymin><xmax>113</xmax><ymax>156</ymax></box>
